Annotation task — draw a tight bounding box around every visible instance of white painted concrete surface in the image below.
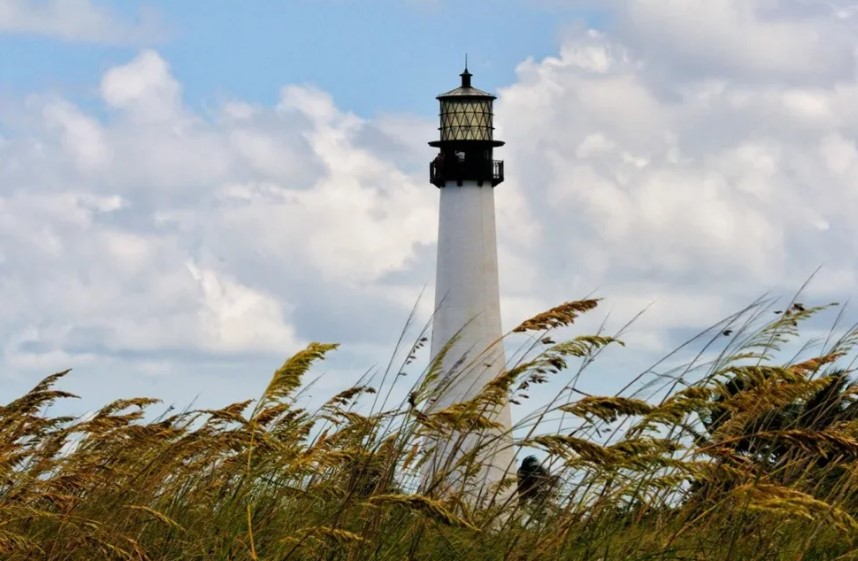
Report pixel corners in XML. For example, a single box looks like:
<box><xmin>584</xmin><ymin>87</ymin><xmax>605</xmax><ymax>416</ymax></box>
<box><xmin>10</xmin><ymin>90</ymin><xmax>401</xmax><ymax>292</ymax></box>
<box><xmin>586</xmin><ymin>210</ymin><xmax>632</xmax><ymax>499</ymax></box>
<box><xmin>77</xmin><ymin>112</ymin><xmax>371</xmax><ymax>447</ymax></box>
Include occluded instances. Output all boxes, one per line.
<box><xmin>423</xmin><ymin>179</ymin><xmax>515</xmax><ymax>503</ymax></box>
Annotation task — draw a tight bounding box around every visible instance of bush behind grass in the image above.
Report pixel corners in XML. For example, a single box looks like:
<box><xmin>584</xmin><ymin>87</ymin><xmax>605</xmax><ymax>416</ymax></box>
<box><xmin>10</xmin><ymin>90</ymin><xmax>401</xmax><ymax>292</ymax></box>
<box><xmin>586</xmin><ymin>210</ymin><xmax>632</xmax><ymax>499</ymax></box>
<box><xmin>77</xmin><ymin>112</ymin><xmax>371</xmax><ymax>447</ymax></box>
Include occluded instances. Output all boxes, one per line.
<box><xmin>3</xmin><ymin>296</ymin><xmax>858</xmax><ymax>560</ymax></box>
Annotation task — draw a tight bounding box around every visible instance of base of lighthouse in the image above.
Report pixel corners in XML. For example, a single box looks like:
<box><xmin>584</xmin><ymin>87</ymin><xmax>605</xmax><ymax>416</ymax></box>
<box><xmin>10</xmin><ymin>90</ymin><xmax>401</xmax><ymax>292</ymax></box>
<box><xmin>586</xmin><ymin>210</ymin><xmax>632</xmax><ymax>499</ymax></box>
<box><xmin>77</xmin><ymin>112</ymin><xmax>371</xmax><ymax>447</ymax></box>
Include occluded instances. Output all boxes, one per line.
<box><xmin>422</xmin><ymin>179</ymin><xmax>515</xmax><ymax>504</ymax></box>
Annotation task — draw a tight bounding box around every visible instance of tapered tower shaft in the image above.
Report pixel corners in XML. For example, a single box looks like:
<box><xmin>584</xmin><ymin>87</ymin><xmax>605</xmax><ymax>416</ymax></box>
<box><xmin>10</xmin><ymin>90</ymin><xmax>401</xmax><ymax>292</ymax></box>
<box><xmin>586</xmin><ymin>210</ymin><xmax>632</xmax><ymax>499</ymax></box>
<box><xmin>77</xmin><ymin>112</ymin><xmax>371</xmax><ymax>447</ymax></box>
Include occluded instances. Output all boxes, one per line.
<box><xmin>423</xmin><ymin>68</ymin><xmax>514</xmax><ymax>502</ymax></box>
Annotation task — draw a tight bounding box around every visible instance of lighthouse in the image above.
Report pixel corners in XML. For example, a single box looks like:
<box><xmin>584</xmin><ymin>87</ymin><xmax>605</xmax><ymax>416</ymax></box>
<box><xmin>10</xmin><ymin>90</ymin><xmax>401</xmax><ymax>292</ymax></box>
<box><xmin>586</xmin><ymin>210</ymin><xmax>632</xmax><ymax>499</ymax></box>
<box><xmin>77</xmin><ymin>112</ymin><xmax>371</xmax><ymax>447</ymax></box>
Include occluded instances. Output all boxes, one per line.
<box><xmin>422</xmin><ymin>66</ymin><xmax>514</xmax><ymax>502</ymax></box>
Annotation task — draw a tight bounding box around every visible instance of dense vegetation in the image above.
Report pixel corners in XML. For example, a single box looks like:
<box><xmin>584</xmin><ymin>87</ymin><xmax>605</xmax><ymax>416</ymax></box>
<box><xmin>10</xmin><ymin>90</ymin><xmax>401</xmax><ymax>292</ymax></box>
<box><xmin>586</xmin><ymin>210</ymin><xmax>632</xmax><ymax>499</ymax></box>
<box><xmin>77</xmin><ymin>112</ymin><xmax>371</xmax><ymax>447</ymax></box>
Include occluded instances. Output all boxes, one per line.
<box><xmin>3</xmin><ymin>296</ymin><xmax>858</xmax><ymax>560</ymax></box>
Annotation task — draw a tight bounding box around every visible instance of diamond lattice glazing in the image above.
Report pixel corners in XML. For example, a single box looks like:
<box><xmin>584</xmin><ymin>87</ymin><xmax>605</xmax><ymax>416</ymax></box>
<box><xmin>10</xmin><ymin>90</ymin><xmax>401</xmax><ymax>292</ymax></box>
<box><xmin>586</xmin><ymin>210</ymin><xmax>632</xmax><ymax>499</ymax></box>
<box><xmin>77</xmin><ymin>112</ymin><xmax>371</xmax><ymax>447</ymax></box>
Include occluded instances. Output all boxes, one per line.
<box><xmin>440</xmin><ymin>99</ymin><xmax>493</xmax><ymax>141</ymax></box>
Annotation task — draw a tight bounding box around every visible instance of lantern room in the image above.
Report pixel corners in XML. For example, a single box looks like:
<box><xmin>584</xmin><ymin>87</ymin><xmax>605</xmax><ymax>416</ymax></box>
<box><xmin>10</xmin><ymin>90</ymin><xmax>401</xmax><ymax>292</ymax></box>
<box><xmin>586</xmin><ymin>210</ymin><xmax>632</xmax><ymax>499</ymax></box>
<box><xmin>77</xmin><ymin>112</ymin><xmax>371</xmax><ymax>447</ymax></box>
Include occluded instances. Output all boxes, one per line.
<box><xmin>429</xmin><ymin>67</ymin><xmax>504</xmax><ymax>188</ymax></box>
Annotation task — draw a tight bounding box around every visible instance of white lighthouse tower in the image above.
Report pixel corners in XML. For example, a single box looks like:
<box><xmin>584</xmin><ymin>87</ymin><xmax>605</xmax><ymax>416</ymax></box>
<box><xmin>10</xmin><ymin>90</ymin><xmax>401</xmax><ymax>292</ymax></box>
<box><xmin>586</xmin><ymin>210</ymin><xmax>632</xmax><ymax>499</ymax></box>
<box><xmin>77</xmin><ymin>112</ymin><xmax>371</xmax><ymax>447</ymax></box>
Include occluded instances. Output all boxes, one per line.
<box><xmin>422</xmin><ymin>67</ymin><xmax>515</xmax><ymax>502</ymax></box>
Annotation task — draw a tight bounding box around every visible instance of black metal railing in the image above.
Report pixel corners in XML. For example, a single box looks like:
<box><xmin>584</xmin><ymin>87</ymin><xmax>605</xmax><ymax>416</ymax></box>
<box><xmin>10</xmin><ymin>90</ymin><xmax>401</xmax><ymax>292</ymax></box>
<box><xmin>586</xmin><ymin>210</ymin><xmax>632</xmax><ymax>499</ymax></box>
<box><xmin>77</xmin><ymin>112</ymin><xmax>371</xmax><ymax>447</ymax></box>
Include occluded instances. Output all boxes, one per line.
<box><xmin>430</xmin><ymin>158</ymin><xmax>504</xmax><ymax>187</ymax></box>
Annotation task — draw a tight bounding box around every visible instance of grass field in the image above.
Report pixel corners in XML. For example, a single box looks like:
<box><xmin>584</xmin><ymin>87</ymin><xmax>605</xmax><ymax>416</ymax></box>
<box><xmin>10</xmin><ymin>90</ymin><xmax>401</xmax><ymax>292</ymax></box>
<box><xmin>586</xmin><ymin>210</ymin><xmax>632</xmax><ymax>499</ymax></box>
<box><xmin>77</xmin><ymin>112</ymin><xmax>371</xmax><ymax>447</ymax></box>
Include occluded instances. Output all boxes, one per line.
<box><xmin>3</xmin><ymin>296</ymin><xmax>858</xmax><ymax>560</ymax></box>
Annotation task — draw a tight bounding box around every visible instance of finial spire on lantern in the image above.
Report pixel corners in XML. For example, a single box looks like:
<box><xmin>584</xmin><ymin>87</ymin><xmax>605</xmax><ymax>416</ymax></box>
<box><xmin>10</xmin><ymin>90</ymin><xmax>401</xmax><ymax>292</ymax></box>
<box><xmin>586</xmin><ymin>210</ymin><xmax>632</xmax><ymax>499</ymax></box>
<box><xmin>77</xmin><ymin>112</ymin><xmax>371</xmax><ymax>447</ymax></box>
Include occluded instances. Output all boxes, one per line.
<box><xmin>461</xmin><ymin>54</ymin><xmax>472</xmax><ymax>88</ymax></box>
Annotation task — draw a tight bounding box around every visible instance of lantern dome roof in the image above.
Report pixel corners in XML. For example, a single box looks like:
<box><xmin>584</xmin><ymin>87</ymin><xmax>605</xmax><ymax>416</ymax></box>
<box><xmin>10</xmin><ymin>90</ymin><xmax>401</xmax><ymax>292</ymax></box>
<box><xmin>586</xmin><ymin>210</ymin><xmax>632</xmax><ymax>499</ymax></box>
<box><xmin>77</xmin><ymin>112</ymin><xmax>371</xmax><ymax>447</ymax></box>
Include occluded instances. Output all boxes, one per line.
<box><xmin>437</xmin><ymin>68</ymin><xmax>496</xmax><ymax>99</ymax></box>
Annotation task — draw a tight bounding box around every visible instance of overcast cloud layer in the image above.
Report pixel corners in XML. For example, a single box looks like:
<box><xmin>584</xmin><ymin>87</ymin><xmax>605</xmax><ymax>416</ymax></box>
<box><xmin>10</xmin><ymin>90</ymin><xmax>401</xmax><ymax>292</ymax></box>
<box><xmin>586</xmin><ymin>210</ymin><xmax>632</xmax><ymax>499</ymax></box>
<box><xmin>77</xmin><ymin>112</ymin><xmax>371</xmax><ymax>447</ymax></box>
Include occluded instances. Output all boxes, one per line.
<box><xmin>2</xmin><ymin>0</ymin><xmax>858</xmax><ymax>414</ymax></box>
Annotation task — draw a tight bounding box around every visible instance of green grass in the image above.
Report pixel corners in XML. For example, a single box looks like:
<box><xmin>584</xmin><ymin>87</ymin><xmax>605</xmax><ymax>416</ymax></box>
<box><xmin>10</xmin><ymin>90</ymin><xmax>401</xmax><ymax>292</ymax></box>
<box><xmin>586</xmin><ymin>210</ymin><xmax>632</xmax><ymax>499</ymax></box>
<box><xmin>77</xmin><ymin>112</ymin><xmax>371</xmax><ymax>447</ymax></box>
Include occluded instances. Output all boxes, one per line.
<box><xmin>3</xmin><ymin>297</ymin><xmax>858</xmax><ymax>560</ymax></box>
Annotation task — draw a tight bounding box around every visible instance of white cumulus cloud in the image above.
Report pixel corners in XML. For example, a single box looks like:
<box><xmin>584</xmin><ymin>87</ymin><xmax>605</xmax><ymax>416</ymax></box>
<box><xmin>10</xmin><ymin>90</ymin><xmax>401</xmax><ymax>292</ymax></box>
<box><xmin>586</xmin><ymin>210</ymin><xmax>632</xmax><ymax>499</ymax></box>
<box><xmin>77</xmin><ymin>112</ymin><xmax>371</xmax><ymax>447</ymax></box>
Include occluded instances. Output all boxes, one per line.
<box><xmin>5</xmin><ymin>0</ymin><xmax>858</xmax><ymax>413</ymax></box>
<box><xmin>0</xmin><ymin>50</ymin><xmax>437</xmax><ymax>412</ymax></box>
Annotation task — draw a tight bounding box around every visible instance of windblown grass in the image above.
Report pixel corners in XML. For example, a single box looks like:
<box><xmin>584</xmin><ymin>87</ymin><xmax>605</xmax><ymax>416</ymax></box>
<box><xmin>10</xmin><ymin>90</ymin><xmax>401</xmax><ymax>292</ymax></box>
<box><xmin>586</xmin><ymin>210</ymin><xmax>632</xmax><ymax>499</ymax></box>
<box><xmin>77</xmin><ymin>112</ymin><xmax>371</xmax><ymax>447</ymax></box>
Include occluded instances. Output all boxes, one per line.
<box><xmin>3</xmin><ymin>296</ymin><xmax>858</xmax><ymax>560</ymax></box>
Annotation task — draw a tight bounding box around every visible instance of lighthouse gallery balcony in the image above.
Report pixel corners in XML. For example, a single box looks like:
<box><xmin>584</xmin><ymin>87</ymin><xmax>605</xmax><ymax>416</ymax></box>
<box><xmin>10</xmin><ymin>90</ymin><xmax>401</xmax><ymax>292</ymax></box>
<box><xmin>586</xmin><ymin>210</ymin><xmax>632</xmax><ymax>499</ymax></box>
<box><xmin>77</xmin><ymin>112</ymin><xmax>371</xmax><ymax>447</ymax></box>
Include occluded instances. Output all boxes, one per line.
<box><xmin>430</xmin><ymin>157</ymin><xmax>504</xmax><ymax>188</ymax></box>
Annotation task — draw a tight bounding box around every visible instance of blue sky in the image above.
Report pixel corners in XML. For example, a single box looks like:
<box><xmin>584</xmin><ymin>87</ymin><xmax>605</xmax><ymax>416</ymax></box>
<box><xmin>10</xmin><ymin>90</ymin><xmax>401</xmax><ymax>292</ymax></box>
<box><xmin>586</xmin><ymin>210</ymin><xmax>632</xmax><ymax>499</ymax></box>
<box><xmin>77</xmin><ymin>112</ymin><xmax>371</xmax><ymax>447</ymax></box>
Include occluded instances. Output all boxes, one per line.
<box><xmin>0</xmin><ymin>1</ymin><xmax>606</xmax><ymax>116</ymax></box>
<box><xmin>1</xmin><ymin>0</ymin><xmax>857</xmax><ymax>420</ymax></box>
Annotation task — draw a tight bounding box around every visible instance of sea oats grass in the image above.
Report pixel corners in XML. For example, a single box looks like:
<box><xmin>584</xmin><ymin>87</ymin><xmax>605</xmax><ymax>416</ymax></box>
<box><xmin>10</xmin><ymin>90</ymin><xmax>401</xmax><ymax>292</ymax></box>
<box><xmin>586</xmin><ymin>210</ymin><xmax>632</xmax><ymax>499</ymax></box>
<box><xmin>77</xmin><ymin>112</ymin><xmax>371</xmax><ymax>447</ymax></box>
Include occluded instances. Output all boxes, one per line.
<box><xmin>3</xmin><ymin>296</ymin><xmax>858</xmax><ymax>559</ymax></box>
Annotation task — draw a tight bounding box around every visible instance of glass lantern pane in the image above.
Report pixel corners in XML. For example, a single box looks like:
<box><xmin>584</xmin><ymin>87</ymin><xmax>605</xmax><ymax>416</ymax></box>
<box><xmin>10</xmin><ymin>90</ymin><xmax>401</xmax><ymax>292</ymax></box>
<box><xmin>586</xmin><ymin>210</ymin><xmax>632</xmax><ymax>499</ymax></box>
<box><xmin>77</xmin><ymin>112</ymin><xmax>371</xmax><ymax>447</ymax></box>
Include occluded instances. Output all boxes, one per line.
<box><xmin>440</xmin><ymin>99</ymin><xmax>493</xmax><ymax>141</ymax></box>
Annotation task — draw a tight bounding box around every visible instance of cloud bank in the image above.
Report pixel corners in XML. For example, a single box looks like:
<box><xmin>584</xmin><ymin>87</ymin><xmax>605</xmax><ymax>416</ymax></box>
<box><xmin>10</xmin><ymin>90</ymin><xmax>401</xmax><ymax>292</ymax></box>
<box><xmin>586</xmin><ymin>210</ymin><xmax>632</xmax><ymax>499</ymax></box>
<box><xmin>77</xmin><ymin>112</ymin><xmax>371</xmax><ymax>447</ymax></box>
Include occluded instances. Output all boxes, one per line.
<box><xmin>3</xmin><ymin>0</ymin><xmax>858</xmax><ymax>412</ymax></box>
